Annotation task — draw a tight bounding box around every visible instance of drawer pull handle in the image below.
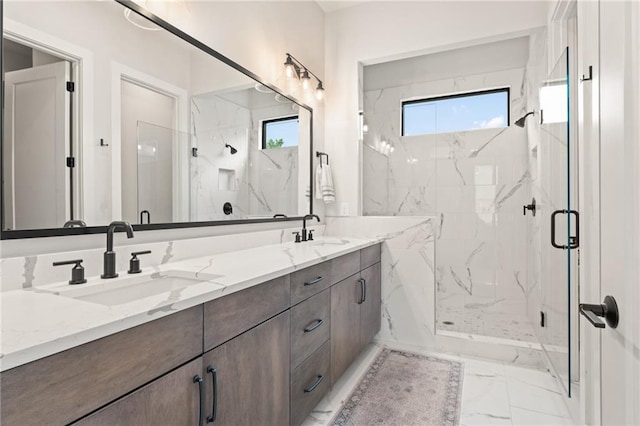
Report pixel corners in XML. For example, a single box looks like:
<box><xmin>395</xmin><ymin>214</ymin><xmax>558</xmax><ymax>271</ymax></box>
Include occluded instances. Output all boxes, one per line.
<box><xmin>304</xmin><ymin>276</ymin><xmax>323</xmax><ymax>286</ymax></box>
<box><xmin>206</xmin><ymin>366</ymin><xmax>217</xmax><ymax>423</ymax></box>
<box><xmin>303</xmin><ymin>319</ymin><xmax>324</xmax><ymax>333</ymax></box>
<box><xmin>304</xmin><ymin>375</ymin><xmax>325</xmax><ymax>393</ymax></box>
<box><xmin>358</xmin><ymin>278</ymin><xmax>366</xmax><ymax>304</ymax></box>
<box><xmin>193</xmin><ymin>375</ymin><xmax>204</xmax><ymax>426</ymax></box>
<box><xmin>362</xmin><ymin>277</ymin><xmax>367</xmax><ymax>303</ymax></box>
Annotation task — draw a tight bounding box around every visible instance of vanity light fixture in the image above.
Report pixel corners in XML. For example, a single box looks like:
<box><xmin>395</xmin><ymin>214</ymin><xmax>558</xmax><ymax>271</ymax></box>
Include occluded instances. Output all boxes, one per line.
<box><xmin>283</xmin><ymin>53</ymin><xmax>325</xmax><ymax>101</ymax></box>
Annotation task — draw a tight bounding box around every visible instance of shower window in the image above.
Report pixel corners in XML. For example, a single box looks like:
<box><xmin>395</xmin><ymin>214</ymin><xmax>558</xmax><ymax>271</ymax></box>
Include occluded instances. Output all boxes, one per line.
<box><xmin>401</xmin><ymin>87</ymin><xmax>510</xmax><ymax>136</ymax></box>
<box><xmin>261</xmin><ymin>115</ymin><xmax>299</xmax><ymax>149</ymax></box>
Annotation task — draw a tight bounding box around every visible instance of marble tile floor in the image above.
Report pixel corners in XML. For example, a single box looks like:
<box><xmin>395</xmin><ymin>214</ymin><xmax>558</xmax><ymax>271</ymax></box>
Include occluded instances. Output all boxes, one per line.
<box><xmin>302</xmin><ymin>342</ymin><xmax>575</xmax><ymax>426</ymax></box>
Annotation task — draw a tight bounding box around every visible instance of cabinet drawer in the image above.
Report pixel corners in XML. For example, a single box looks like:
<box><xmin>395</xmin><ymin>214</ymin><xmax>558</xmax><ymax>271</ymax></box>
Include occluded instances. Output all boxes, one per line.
<box><xmin>290</xmin><ymin>260</ymin><xmax>333</xmax><ymax>305</ymax></box>
<box><xmin>332</xmin><ymin>251</ymin><xmax>361</xmax><ymax>284</ymax></box>
<box><xmin>73</xmin><ymin>358</ymin><xmax>202</xmax><ymax>426</ymax></box>
<box><xmin>0</xmin><ymin>306</ymin><xmax>203</xmax><ymax>426</ymax></box>
<box><xmin>290</xmin><ymin>341</ymin><xmax>331</xmax><ymax>426</ymax></box>
<box><xmin>290</xmin><ymin>289</ymin><xmax>330</xmax><ymax>369</ymax></box>
<box><xmin>204</xmin><ymin>275</ymin><xmax>290</xmax><ymax>351</ymax></box>
<box><xmin>360</xmin><ymin>243</ymin><xmax>381</xmax><ymax>269</ymax></box>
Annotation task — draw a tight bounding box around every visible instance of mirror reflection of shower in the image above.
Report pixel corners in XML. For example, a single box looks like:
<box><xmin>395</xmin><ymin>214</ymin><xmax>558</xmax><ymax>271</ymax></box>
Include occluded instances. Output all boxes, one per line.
<box><xmin>225</xmin><ymin>143</ymin><xmax>238</xmax><ymax>154</ymax></box>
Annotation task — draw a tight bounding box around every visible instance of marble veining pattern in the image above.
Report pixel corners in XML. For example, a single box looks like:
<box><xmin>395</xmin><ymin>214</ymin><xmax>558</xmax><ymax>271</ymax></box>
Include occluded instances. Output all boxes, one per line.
<box><xmin>362</xmin><ymin>66</ymin><xmax>534</xmax><ymax>344</ymax></box>
<box><xmin>190</xmin><ymin>91</ymin><xmax>299</xmax><ymax>220</ymax></box>
<box><xmin>324</xmin><ymin>217</ymin><xmax>545</xmax><ymax>369</ymax></box>
<box><xmin>0</xmin><ymin>235</ymin><xmax>378</xmax><ymax>371</ymax></box>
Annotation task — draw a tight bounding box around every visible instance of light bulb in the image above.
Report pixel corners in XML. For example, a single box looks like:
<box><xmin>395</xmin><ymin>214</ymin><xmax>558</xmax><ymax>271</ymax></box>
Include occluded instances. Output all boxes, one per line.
<box><xmin>284</xmin><ymin>56</ymin><xmax>296</xmax><ymax>79</ymax></box>
<box><xmin>315</xmin><ymin>81</ymin><xmax>324</xmax><ymax>101</ymax></box>
<box><xmin>301</xmin><ymin>70</ymin><xmax>311</xmax><ymax>90</ymax></box>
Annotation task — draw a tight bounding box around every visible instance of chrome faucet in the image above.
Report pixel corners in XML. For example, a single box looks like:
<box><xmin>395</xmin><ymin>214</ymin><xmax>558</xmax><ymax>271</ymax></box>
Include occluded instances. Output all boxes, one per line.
<box><xmin>101</xmin><ymin>221</ymin><xmax>134</xmax><ymax>279</ymax></box>
<box><xmin>301</xmin><ymin>214</ymin><xmax>320</xmax><ymax>242</ymax></box>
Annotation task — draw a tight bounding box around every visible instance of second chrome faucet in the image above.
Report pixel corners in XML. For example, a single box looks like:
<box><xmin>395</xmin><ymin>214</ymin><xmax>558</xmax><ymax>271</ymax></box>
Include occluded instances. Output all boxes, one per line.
<box><xmin>102</xmin><ymin>221</ymin><xmax>135</xmax><ymax>279</ymax></box>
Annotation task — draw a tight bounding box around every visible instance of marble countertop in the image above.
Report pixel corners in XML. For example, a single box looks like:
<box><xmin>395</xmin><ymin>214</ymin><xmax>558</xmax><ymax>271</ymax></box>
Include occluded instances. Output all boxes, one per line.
<box><xmin>0</xmin><ymin>236</ymin><xmax>381</xmax><ymax>372</ymax></box>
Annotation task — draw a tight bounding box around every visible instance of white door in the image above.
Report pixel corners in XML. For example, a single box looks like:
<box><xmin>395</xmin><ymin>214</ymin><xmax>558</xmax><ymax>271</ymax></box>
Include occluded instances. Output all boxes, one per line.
<box><xmin>3</xmin><ymin>61</ymin><xmax>71</xmax><ymax>230</ymax></box>
<box><xmin>581</xmin><ymin>1</ymin><xmax>640</xmax><ymax>424</ymax></box>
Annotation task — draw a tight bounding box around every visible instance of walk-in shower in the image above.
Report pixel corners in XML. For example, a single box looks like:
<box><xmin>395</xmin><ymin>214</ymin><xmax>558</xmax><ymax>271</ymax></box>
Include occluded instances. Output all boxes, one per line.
<box><xmin>361</xmin><ymin>31</ymin><xmax>578</xmax><ymax>398</ymax></box>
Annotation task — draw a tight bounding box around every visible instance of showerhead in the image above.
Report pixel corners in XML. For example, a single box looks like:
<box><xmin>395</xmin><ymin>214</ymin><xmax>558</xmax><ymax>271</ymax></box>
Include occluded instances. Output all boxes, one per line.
<box><xmin>225</xmin><ymin>144</ymin><xmax>238</xmax><ymax>155</ymax></box>
<box><xmin>515</xmin><ymin>111</ymin><xmax>535</xmax><ymax>128</ymax></box>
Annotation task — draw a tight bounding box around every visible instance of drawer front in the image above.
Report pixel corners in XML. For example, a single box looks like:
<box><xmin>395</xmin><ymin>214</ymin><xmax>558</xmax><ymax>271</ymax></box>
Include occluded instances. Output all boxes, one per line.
<box><xmin>360</xmin><ymin>243</ymin><xmax>381</xmax><ymax>269</ymax></box>
<box><xmin>204</xmin><ymin>275</ymin><xmax>290</xmax><ymax>351</ymax></box>
<box><xmin>290</xmin><ymin>341</ymin><xmax>331</xmax><ymax>426</ymax></box>
<box><xmin>0</xmin><ymin>306</ymin><xmax>203</xmax><ymax>426</ymax></box>
<box><xmin>73</xmin><ymin>358</ymin><xmax>202</xmax><ymax>426</ymax></box>
<box><xmin>332</xmin><ymin>251</ymin><xmax>361</xmax><ymax>284</ymax></box>
<box><xmin>290</xmin><ymin>289</ymin><xmax>331</xmax><ymax>369</ymax></box>
<box><xmin>290</xmin><ymin>260</ymin><xmax>333</xmax><ymax>305</ymax></box>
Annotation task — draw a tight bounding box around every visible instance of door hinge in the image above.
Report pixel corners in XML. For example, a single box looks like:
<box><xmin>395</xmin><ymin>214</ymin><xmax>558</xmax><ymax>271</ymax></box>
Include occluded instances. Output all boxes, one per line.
<box><xmin>66</xmin><ymin>81</ymin><xmax>75</xmax><ymax>92</ymax></box>
<box><xmin>66</xmin><ymin>157</ymin><xmax>75</xmax><ymax>168</ymax></box>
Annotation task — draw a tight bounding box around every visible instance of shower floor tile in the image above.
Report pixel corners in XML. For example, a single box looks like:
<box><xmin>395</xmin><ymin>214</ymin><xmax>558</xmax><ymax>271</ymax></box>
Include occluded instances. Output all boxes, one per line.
<box><xmin>302</xmin><ymin>342</ymin><xmax>575</xmax><ymax>426</ymax></box>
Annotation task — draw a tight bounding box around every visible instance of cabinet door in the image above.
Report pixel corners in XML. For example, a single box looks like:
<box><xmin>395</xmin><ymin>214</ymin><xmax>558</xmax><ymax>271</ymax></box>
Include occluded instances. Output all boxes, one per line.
<box><xmin>330</xmin><ymin>274</ymin><xmax>361</xmax><ymax>384</ymax></box>
<box><xmin>203</xmin><ymin>312</ymin><xmax>290</xmax><ymax>426</ymax></box>
<box><xmin>74</xmin><ymin>358</ymin><xmax>203</xmax><ymax>426</ymax></box>
<box><xmin>360</xmin><ymin>262</ymin><xmax>381</xmax><ymax>350</ymax></box>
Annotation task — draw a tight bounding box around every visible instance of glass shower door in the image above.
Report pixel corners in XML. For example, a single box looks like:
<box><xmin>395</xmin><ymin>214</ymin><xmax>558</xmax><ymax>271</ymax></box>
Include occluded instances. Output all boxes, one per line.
<box><xmin>539</xmin><ymin>47</ymin><xmax>576</xmax><ymax>396</ymax></box>
<box><xmin>136</xmin><ymin>122</ymin><xmax>191</xmax><ymax>224</ymax></box>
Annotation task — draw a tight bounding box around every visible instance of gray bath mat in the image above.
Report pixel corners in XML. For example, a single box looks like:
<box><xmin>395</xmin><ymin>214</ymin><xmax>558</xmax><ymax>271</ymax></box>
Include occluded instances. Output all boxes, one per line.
<box><xmin>332</xmin><ymin>348</ymin><xmax>464</xmax><ymax>426</ymax></box>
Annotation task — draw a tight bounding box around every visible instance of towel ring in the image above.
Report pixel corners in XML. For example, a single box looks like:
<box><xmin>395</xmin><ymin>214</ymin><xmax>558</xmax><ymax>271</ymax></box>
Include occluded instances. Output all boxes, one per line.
<box><xmin>316</xmin><ymin>151</ymin><xmax>329</xmax><ymax>166</ymax></box>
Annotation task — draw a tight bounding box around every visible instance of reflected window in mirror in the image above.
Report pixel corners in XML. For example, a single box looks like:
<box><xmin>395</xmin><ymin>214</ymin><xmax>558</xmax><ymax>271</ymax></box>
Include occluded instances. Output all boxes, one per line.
<box><xmin>261</xmin><ymin>116</ymin><xmax>299</xmax><ymax>149</ymax></box>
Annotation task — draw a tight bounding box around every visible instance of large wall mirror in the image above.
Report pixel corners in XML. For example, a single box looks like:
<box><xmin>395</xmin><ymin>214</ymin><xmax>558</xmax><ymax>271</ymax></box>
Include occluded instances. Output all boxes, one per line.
<box><xmin>1</xmin><ymin>0</ymin><xmax>313</xmax><ymax>239</ymax></box>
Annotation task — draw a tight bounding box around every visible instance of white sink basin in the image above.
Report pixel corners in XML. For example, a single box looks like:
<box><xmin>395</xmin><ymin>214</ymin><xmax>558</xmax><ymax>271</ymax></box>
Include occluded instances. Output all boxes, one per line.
<box><xmin>45</xmin><ymin>270</ymin><xmax>223</xmax><ymax>306</ymax></box>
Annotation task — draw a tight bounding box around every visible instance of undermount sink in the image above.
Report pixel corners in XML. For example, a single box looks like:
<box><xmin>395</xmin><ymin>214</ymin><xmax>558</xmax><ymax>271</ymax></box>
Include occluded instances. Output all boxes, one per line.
<box><xmin>46</xmin><ymin>270</ymin><xmax>223</xmax><ymax>307</ymax></box>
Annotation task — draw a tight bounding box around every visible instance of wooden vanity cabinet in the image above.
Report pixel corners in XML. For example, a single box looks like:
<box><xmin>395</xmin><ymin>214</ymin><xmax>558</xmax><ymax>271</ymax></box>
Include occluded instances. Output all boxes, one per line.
<box><xmin>0</xmin><ymin>306</ymin><xmax>203</xmax><ymax>426</ymax></box>
<box><xmin>1</xmin><ymin>244</ymin><xmax>382</xmax><ymax>426</ymax></box>
<box><xmin>73</xmin><ymin>358</ymin><xmax>203</xmax><ymax>426</ymax></box>
<box><xmin>330</xmin><ymin>273</ymin><xmax>363</xmax><ymax>384</ymax></box>
<box><xmin>359</xmin><ymin>262</ymin><xmax>382</xmax><ymax>352</ymax></box>
<box><xmin>202</xmin><ymin>311</ymin><xmax>291</xmax><ymax>426</ymax></box>
<box><xmin>331</xmin><ymin>246</ymin><xmax>382</xmax><ymax>384</ymax></box>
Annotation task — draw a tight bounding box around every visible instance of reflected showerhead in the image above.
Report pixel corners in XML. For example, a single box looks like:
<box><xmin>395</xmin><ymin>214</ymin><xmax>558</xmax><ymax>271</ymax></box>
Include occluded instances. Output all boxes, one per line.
<box><xmin>515</xmin><ymin>111</ymin><xmax>535</xmax><ymax>128</ymax></box>
<box><xmin>225</xmin><ymin>144</ymin><xmax>238</xmax><ymax>154</ymax></box>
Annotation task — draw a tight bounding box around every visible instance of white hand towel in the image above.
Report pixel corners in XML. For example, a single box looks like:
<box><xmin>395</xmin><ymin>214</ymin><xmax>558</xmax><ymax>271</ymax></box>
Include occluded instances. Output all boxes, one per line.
<box><xmin>320</xmin><ymin>164</ymin><xmax>335</xmax><ymax>204</ymax></box>
<box><xmin>315</xmin><ymin>164</ymin><xmax>323</xmax><ymax>200</ymax></box>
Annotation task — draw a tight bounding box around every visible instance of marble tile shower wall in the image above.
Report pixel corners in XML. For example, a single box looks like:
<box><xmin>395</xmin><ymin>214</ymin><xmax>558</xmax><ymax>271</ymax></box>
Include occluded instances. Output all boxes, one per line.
<box><xmin>248</xmin><ymin>104</ymin><xmax>299</xmax><ymax>217</ymax></box>
<box><xmin>363</xmin><ymin>67</ymin><xmax>536</xmax><ymax>343</ymax></box>
<box><xmin>190</xmin><ymin>97</ymin><xmax>298</xmax><ymax>219</ymax></box>
<box><xmin>191</xmin><ymin>96</ymin><xmax>251</xmax><ymax>220</ymax></box>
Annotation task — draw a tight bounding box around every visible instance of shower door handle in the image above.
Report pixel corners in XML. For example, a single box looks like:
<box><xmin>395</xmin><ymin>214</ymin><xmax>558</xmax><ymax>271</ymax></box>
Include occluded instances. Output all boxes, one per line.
<box><xmin>551</xmin><ymin>209</ymin><xmax>580</xmax><ymax>249</ymax></box>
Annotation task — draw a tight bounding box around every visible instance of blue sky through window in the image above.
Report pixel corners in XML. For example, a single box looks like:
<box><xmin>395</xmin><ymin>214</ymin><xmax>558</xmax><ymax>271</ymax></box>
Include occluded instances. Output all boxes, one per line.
<box><xmin>402</xmin><ymin>89</ymin><xmax>509</xmax><ymax>136</ymax></box>
<box><xmin>263</xmin><ymin>116</ymin><xmax>299</xmax><ymax>148</ymax></box>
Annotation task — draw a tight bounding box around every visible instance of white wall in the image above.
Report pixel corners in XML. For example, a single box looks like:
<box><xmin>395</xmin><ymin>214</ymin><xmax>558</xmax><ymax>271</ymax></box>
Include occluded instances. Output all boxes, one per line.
<box><xmin>324</xmin><ymin>1</ymin><xmax>548</xmax><ymax>216</ymax></box>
